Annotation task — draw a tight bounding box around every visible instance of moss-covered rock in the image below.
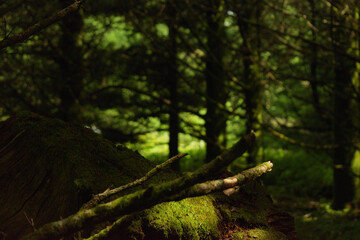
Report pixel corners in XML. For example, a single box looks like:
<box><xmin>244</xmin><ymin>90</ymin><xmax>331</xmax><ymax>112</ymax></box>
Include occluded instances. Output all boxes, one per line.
<box><xmin>0</xmin><ymin>113</ymin><xmax>174</xmax><ymax>239</ymax></box>
<box><xmin>143</xmin><ymin>196</ymin><xmax>220</xmax><ymax>240</ymax></box>
<box><xmin>0</xmin><ymin>113</ymin><xmax>295</xmax><ymax>240</ymax></box>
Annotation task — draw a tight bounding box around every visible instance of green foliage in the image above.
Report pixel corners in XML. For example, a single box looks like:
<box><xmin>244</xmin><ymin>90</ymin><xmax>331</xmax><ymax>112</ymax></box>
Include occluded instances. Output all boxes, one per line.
<box><xmin>83</xmin><ymin>16</ymin><xmax>142</xmax><ymax>49</ymax></box>
<box><xmin>263</xmin><ymin>145</ymin><xmax>333</xmax><ymax>198</ymax></box>
<box><xmin>130</xmin><ymin>130</ymin><xmax>206</xmax><ymax>172</ymax></box>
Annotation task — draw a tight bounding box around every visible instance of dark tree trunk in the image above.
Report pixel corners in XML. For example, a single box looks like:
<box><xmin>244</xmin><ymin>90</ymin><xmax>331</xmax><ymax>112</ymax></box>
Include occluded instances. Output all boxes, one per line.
<box><xmin>332</xmin><ymin>67</ymin><xmax>355</xmax><ymax>209</ymax></box>
<box><xmin>353</xmin><ymin>10</ymin><xmax>360</xmax><ymax>206</ymax></box>
<box><xmin>330</xmin><ymin>0</ymin><xmax>356</xmax><ymax>209</ymax></box>
<box><xmin>332</xmin><ymin>65</ymin><xmax>355</xmax><ymax>209</ymax></box>
<box><xmin>309</xmin><ymin>0</ymin><xmax>320</xmax><ymax>108</ymax></box>
<box><xmin>204</xmin><ymin>0</ymin><xmax>227</xmax><ymax>162</ymax></box>
<box><xmin>236</xmin><ymin>0</ymin><xmax>263</xmax><ymax>165</ymax></box>
<box><xmin>166</xmin><ymin>0</ymin><xmax>180</xmax><ymax>170</ymax></box>
<box><xmin>57</xmin><ymin>0</ymin><xmax>84</xmax><ymax>122</ymax></box>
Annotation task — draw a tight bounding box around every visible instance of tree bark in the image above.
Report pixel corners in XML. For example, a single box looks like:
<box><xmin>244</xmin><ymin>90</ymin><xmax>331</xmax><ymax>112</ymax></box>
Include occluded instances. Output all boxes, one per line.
<box><xmin>309</xmin><ymin>0</ymin><xmax>320</xmax><ymax>109</ymax></box>
<box><xmin>330</xmin><ymin>0</ymin><xmax>356</xmax><ymax>209</ymax></box>
<box><xmin>57</xmin><ymin>0</ymin><xmax>84</xmax><ymax>122</ymax></box>
<box><xmin>166</xmin><ymin>0</ymin><xmax>181</xmax><ymax>170</ymax></box>
<box><xmin>205</xmin><ymin>0</ymin><xmax>227</xmax><ymax>162</ymax></box>
<box><xmin>236</xmin><ymin>0</ymin><xmax>264</xmax><ymax>165</ymax></box>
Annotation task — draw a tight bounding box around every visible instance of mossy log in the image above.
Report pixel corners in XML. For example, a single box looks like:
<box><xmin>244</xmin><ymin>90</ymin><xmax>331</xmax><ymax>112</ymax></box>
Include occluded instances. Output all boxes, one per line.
<box><xmin>0</xmin><ymin>113</ymin><xmax>296</xmax><ymax>240</ymax></box>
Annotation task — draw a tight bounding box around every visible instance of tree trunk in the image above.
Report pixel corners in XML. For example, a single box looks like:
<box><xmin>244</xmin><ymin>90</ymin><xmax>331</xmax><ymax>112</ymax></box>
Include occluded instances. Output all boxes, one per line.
<box><xmin>330</xmin><ymin>0</ymin><xmax>356</xmax><ymax>209</ymax></box>
<box><xmin>205</xmin><ymin>0</ymin><xmax>227</xmax><ymax>162</ymax></box>
<box><xmin>309</xmin><ymin>0</ymin><xmax>320</xmax><ymax>109</ymax></box>
<box><xmin>236</xmin><ymin>0</ymin><xmax>264</xmax><ymax>165</ymax></box>
<box><xmin>352</xmin><ymin>6</ymin><xmax>360</xmax><ymax>207</ymax></box>
<box><xmin>57</xmin><ymin>0</ymin><xmax>84</xmax><ymax>122</ymax></box>
<box><xmin>166</xmin><ymin>0</ymin><xmax>180</xmax><ymax>170</ymax></box>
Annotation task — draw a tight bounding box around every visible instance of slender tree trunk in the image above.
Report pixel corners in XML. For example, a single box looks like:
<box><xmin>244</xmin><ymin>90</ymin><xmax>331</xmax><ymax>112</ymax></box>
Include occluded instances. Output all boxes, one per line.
<box><xmin>58</xmin><ymin>0</ymin><xmax>84</xmax><ymax>122</ymax></box>
<box><xmin>332</xmin><ymin>70</ymin><xmax>355</xmax><ymax>209</ymax></box>
<box><xmin>205</xmin><ymin>0</ymin><xmax>227</xmax><ymax>162</ymax></box>
<box><xmin>330</xmin><ymin>0</ymin><xmax>356</xmax><ymax>209</ymax></box>
<box><xmin>166</xmin><ymin>0</ymin><xmax>180</xmax><ymax>170</ymax></box>
<box><xmin>353</xmin><ymin>6</ymin><xmax>360</xmax><ymax>206</ymax></box>
<box><xmin>309</xmin><ymin>0</ymin><xmax>320</xmax><ymax>108</ymax></box>
<box><xmin>236</xmin><ymin>0</ymin><xmax>263</xmax><ymax>165</ymax></box>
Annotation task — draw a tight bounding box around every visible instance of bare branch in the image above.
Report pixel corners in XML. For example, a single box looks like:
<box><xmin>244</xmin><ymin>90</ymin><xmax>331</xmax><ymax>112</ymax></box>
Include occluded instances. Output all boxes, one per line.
<box><xmin>81</xmin><ymin>153</ymin><xmax>188</xmax><ymax>210</ymax></box>
<box><xmin>169</xmin><ymin>161</ymin><xmax>274</xmax><ymax>200</ymax></box>
<box><xmin>0</xmin><ymin>0</ymin><xmax>84</xmax><ymax>50</ymax></box>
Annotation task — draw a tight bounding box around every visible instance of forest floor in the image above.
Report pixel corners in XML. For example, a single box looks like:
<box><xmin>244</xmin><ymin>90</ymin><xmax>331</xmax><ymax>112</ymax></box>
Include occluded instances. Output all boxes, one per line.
<box><xmin>272</xmin><ymin>196</ymin><xmax>360</xmax><ymax>240</ymax></box>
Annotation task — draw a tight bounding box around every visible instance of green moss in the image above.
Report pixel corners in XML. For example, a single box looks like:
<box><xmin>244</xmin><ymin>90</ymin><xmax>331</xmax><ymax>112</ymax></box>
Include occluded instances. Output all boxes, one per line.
<box><xmin>215</xmin><ymin>181</ymin><xmax>272</xmax><ymax>226</ymax></box>
<box><xmin>233</xmin><ymin>228</ymin><xmax>287</xmax><ymax>240</ymax></box>
<box><xmin>143</xmin><ymin>196</ymin><xmax>220</xmax><ymax>239</ymax></box>
<box><xmin>127</xmin><ymin>219</ymin><xmax>145</xmax><ymax>240</ymax></box>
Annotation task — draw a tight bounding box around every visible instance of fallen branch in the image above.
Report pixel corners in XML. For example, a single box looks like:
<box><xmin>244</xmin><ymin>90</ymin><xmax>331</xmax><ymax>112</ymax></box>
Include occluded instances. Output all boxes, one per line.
<box><xmin>23</xmin><ymin>132</ymin><xmax>255</xmax><ymax>240</ymax></box>
<box><xmin>81</xmin><ymin>153</ymin><xmax>188</xmax><ymax>210</ymax></box>
<box><xmin>86</xmin><ymin>161</ymin><xmax>273</xmax><ymax>240</ymax></box>
<box><xmin>169</xmin><ymin>161</ymin><xmax>273</xmax><ymax>200</ymax></box>
<box><xmin>0</xmin><ymin>0</ymin><xmax>84</xmax><ymax>50</ymax></box>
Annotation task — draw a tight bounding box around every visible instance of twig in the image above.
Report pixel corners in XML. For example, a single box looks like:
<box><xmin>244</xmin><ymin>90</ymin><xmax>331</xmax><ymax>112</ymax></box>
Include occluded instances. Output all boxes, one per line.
<box><xmin>0</xmin><ymin>0</ymin><xmax>84</xmax><ymax>50</ymax></box>
<box><xmin>81</xmin><ymin>153</ymin><xmax>188</xmax><ymax>210</ymax></box>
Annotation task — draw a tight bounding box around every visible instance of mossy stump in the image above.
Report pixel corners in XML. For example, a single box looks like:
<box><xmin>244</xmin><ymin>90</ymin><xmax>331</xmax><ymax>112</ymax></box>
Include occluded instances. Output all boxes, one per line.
<box><xmin>0</xmin><ymin>113</ymin><xmax>296</xmax><ymax>239</ymax></box>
